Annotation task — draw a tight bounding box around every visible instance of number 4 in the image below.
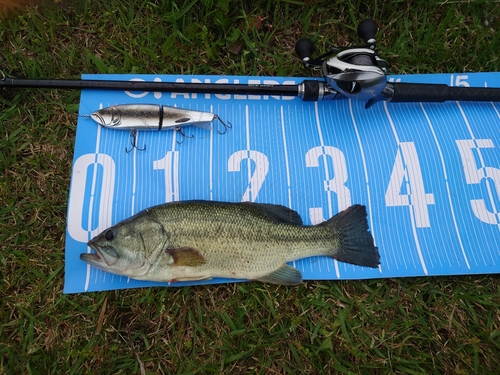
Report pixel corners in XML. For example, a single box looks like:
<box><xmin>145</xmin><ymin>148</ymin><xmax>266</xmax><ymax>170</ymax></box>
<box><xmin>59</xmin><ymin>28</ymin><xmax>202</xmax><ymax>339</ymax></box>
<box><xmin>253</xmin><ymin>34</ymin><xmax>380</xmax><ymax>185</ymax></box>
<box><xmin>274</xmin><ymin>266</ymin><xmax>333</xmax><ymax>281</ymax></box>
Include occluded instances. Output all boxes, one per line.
<box><xmin>385</xmin><ymin>142</ymin><xmax>435</xmax><ymax>227</ymax></box>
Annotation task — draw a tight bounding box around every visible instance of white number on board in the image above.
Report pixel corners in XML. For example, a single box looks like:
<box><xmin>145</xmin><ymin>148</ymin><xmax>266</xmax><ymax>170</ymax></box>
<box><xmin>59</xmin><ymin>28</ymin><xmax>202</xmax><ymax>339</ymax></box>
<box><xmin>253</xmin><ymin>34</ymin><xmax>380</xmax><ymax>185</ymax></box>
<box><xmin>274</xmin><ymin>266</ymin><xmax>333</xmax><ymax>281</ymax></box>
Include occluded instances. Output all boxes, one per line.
<box><xmin>385</xmin><ymin>142</ymin><xmax>435</xmax><ymax>228</ymax></box>
<box><xmin>228</xmin><ymin>150</ymin><xmax>269</xmax><ymax>202</ymax></box>
<box><xmin>153</xmin><ymin>151</ymin><xmax>180</xmax><ymax>203</ymax></box>
<box><xmin>305</xmin><ymin>146</ymin><xmax>351</xmax><ymax>224</ymax></box>
<box><xmin>454</xmin><ymin>75</ymin><xmax>470</xmax><ymax>87</ymax></box>
<box><xmin>67</xmin><ymin>153</ymin><xmax>115</xmax><ymax>242</ymax></box>
<box><xmin>456</xmin><ymin>139</ymin><xmax>500</xmax><ymax>225</ymax></box>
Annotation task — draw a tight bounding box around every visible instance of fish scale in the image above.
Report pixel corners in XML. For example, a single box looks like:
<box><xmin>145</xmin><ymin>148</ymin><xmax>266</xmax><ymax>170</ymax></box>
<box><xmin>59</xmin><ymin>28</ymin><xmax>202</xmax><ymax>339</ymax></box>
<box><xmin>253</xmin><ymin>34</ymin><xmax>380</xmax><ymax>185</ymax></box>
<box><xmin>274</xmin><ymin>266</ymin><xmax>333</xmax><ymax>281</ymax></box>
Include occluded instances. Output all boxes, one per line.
<box><xmin>81</xmin><ymin>200</ymin><xmax>380</xmax><ymax>285</ymax></box>
<box><xmin>150</xmin><ymin>203</ymin><xmax>325</xmax><ymax>270</ymax></box>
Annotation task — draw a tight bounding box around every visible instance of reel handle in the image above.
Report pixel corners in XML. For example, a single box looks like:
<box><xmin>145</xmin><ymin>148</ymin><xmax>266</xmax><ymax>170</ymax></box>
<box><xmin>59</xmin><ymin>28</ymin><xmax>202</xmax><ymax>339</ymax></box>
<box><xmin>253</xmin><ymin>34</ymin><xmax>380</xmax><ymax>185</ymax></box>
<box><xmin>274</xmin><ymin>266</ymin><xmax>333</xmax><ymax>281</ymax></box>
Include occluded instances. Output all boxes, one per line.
<box><xmin>357</xmin><ymin>19</ymin><xmax>378</xmax><ymax>44</ymax></box>
<box><xmin>295</xmin><ymin>38</ymin><xmax>314</xmax><ymax>62</ymax></box>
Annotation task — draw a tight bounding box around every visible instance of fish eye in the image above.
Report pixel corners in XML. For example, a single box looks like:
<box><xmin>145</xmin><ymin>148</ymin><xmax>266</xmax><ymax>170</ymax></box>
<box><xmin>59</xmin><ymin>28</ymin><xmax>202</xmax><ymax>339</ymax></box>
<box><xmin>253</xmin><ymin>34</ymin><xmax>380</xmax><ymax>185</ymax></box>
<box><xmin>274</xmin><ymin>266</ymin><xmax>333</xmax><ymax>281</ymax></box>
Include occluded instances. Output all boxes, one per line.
<box><xmin>104</xmin><ymin>229</ymin><xmax>115</xmax><ymax>241</ymax></box>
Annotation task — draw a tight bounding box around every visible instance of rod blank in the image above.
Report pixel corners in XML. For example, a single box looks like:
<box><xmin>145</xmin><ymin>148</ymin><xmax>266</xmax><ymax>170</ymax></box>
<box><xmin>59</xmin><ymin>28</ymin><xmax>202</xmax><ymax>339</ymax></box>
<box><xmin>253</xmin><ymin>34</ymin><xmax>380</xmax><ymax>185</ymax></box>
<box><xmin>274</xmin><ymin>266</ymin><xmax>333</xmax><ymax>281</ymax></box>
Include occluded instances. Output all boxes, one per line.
<box><xmin>2</xmin><ymin>75</ymin><xmax>500</xmax><ymax>105</ymax></box>
<box><xmin>0</xmin><ymin>77</ymin><xmax>299</xmax><ymax>97</ymax></box>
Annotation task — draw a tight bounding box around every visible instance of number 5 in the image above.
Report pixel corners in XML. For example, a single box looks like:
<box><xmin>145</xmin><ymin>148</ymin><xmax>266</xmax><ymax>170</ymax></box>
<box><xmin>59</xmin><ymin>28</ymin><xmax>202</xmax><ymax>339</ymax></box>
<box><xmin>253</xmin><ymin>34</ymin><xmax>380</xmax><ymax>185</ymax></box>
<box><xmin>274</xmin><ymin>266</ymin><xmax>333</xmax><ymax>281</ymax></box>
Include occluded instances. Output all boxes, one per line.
<box><xmin>456</xmin><ymin>139</ymin><xmax>500</xmax><ymax>225</ymax></box>
<box><xmin>454</xmin><ymin>75</ymin><xmax>470</xmax><ymax>87</ymax></box>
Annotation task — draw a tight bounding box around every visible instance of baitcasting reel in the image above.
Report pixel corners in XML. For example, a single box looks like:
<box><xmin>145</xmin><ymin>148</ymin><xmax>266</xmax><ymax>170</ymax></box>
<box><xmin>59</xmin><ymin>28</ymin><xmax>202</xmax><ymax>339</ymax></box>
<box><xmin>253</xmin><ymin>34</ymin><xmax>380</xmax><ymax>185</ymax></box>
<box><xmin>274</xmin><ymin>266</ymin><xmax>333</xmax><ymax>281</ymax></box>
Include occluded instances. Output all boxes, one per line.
<box><xmin>295</xmin><ymin>19</ymin><xmax>390</xmax><ymax>106</ymax></box>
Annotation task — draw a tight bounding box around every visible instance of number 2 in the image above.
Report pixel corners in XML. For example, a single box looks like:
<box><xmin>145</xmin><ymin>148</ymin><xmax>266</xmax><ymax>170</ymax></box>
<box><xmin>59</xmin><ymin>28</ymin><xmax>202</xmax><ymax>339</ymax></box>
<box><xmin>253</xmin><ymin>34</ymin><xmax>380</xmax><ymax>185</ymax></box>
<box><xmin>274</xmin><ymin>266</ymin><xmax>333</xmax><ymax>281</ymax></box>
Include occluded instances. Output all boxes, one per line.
<box><xmin>228</xmin><ymin>150</ymin><xmax>269</xmax><ymax>202</ymax></box>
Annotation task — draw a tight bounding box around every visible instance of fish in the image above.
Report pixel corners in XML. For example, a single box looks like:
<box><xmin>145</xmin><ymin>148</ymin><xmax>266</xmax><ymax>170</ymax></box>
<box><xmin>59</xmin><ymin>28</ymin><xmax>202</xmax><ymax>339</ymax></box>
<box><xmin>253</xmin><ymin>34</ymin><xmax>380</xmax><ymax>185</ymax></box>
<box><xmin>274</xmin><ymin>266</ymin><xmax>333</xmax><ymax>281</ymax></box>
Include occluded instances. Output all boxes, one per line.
<box><xmin>80</xmin><ymin>200</ymin><xmax>380</xmax><ymax>285</ymax></box>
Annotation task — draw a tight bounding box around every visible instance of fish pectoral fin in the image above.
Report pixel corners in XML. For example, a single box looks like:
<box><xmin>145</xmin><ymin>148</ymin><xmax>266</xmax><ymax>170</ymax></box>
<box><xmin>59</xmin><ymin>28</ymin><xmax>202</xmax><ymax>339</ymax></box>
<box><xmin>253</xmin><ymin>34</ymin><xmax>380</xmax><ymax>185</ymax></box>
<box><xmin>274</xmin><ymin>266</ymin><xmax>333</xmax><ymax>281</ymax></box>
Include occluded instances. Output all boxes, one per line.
<box><xmin>254</xmin><ymin>264</ymin><xmax>302</xmax><ymax>285</ymax></box>
<box><xmin>166</xmin><ymin>247</ymin><xmax>206</xmax><ymax>267</ymax></box>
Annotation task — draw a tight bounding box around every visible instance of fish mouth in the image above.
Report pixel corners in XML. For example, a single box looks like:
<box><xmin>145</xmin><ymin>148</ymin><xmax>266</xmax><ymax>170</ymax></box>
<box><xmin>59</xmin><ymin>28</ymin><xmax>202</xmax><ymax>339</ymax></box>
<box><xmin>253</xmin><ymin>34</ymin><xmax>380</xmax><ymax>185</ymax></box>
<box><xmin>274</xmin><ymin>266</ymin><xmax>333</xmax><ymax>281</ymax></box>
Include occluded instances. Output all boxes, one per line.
<box><xmin>80</xmin><ymin>241</ymin><xmax>119</xmax><ymax>267</ymax></box>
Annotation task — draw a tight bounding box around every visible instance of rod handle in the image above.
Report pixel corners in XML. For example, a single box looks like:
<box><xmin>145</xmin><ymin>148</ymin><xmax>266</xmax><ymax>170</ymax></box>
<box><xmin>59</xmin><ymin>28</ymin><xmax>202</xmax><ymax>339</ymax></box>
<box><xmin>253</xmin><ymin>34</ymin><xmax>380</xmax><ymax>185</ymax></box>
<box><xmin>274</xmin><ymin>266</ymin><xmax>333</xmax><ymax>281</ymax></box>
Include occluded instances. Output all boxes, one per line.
<box><xmin>390</xmin><ymin>82</ymin><xmax>500</xmax><ymax>103</ymax></box>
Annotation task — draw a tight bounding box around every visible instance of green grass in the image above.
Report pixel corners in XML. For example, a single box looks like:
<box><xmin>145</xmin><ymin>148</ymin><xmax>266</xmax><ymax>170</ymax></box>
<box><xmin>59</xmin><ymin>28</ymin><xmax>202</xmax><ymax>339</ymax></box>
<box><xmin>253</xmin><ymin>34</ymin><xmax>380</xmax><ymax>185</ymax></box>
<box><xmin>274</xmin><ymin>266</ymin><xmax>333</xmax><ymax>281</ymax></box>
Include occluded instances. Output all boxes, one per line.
<box><xmin>1</xmin><ymin>0</ymin><xmax>500</xmax><ymax>373</ymax></box>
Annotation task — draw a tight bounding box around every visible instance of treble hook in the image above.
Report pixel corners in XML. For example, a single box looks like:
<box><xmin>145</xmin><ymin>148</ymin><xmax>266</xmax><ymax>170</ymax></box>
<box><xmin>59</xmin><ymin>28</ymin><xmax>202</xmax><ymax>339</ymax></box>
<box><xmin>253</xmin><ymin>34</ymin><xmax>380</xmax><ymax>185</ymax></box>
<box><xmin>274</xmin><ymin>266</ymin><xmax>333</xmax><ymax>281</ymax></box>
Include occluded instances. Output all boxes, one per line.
<box><xmin>175</xmin><ymin>126</ymin><xmax>194</xmax><ymax>144</ymax></box>
<box><xmin>126</xmin><ymin>130</ymin><xmax>146</xmax><ymax>153</ymax></box>
<box><xmin>214</xmin><ymin>115</ymin><xmax>233</xmax><ymax>135</ymax></box>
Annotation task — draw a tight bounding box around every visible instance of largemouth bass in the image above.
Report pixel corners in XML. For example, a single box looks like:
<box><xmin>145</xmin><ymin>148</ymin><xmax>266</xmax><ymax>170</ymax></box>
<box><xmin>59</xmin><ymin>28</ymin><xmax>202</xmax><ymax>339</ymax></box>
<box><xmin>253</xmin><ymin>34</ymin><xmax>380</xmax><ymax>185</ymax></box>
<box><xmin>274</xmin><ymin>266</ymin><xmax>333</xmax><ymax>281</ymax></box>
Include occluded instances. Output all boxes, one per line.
<box><xmin>80</xmin><ymin>200</ymin><xmax>380</xmax><ymax>285</ymax></box>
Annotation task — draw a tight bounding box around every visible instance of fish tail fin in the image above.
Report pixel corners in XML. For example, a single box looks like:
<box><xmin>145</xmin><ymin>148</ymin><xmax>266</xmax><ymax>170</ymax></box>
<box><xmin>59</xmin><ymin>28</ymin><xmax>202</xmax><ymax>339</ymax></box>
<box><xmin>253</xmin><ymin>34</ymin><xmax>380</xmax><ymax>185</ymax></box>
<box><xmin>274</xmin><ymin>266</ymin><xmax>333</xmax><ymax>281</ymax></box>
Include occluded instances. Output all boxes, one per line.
<box><xmin>323</xmin><ymin>204</ymin><xmax>380</xmax><ymax>268</ymax></box>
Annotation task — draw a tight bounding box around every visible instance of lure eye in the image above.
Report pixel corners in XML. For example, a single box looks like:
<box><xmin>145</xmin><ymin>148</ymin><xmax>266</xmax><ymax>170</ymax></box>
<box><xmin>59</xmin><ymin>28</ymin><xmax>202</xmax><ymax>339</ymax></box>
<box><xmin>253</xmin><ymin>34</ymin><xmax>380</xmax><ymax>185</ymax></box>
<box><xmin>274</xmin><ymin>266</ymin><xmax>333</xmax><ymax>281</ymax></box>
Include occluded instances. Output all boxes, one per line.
<box><xmin>104</xmin><ymin>229</ymin><xmax>115</xmax><ymax>241</ymax></box>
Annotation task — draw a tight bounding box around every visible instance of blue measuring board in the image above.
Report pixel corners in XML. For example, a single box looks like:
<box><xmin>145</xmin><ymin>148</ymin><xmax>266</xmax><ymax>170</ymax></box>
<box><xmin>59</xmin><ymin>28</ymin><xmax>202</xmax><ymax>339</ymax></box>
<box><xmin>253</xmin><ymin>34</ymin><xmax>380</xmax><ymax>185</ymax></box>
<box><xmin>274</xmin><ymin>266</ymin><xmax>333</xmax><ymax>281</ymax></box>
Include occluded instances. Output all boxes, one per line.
<box><xmin>64</xmin><ymin>73</ymin><xmax>500</xmax><ymax>293</ymax></box>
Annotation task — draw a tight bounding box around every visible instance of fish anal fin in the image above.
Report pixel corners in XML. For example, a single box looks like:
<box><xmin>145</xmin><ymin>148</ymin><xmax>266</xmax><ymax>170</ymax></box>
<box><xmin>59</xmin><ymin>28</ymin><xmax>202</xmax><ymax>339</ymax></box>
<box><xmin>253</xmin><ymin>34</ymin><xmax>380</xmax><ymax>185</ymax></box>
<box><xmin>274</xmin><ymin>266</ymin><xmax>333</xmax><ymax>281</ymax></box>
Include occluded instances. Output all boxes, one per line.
<box><xmin>166</xmin><ymin>247</ymin><xmax>206</xmax><ymax>267</ymax></box>
<box><xmin>255</xmin><ymin>264</ymin><xmax>302</xmax><ymax>285</ymax></box>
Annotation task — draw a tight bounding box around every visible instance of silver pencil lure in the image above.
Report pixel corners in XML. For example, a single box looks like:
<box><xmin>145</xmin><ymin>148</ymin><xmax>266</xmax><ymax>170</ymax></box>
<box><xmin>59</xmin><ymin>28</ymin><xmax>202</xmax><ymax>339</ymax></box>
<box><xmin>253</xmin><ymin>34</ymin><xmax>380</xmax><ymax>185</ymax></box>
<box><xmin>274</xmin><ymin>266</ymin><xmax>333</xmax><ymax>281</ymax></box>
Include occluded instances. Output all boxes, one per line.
<box><xmin>89</xmin><ymin>104</ymin><xmax>232</xmax><ymax>149</ymax></box>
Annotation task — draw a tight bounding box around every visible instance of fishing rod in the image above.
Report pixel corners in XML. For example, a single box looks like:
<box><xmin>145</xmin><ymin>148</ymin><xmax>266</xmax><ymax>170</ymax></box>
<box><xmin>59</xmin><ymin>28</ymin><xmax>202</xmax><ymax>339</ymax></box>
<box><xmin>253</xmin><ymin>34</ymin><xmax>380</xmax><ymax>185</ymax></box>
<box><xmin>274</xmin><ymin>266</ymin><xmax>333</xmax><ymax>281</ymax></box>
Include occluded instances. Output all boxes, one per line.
<box><xmin>1</xmin><ymin>19</ymin><xmax>499</xmax><ymax>108</ymax></box>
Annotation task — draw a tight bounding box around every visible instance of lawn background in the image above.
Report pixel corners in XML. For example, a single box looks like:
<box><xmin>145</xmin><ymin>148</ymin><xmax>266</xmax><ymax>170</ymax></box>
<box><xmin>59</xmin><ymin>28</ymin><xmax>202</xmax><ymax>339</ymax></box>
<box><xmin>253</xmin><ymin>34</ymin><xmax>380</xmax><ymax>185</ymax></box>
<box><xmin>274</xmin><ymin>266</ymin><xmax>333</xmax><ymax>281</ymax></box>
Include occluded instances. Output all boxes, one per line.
<box><xmin>1</xmin><ymin>0</ymin><xmax>499</xmax><ymax>374</ymax></box>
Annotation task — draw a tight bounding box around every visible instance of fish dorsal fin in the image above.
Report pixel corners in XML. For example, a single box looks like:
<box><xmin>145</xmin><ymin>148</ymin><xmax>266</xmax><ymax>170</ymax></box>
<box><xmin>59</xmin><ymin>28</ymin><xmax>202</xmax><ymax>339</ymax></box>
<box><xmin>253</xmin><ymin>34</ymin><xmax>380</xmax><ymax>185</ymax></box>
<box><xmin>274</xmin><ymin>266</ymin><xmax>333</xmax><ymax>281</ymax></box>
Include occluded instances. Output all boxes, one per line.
<box><xmin>243</xmin><ymin>202</ymin><xmax>303</xmax><ymax>225</ymax></box>
<box><xmin>166</xmin><ymin>247</ymin><xmax>206</xmax><ymax>267</ymax></box>
<box><xmin>255</xmin><ymin>264</ymin><xmax>303</xmax><ymax>285</ymax></box>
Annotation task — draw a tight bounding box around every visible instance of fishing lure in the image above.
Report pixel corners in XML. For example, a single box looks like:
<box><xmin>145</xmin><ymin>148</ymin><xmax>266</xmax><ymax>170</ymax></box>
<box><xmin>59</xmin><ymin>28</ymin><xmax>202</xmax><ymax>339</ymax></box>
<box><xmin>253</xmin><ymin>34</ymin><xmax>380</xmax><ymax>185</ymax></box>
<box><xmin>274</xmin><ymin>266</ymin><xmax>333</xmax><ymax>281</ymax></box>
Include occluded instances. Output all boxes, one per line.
<box><xmin>89</xmin><ymin>104</ymin><xmax>232</xmax><ymax>150</ymax></box>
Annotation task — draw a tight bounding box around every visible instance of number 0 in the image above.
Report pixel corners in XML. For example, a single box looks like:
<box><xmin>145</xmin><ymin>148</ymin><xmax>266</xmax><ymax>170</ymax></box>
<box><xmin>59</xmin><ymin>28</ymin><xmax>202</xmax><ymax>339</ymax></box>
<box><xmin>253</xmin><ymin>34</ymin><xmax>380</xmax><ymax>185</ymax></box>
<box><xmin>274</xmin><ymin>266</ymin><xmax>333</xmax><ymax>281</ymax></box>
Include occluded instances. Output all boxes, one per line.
<box><xmin>67</xmin><ymin>153</ymin><xmax>115</xmax><ymax>242</ymax></box>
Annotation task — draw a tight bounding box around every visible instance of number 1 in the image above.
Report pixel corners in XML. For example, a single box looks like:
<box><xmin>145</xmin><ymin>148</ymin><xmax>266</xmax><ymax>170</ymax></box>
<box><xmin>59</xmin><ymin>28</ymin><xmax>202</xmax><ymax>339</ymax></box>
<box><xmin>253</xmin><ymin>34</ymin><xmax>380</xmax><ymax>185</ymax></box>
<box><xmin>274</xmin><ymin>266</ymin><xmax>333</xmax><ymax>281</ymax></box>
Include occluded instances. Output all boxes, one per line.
<box><xmin>153</xmin><ymin>151</ymin><xmax>180</xmax><ymax>203</ymax></box>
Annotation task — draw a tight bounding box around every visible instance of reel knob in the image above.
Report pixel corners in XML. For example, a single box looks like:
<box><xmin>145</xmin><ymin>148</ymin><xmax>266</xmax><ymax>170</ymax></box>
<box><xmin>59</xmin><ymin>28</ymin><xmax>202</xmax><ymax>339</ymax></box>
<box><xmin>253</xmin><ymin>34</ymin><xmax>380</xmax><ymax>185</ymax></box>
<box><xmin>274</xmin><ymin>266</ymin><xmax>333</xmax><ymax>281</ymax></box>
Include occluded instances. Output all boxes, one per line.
<box><xmin>357</xmin><ymin>19</ymin><xmax>378</xmax><ymax>44</ymax></box>
<box><xmin>295</xmin><ymin>38</ymin><xmax>314</xmax><ymax>62</ymax></box>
